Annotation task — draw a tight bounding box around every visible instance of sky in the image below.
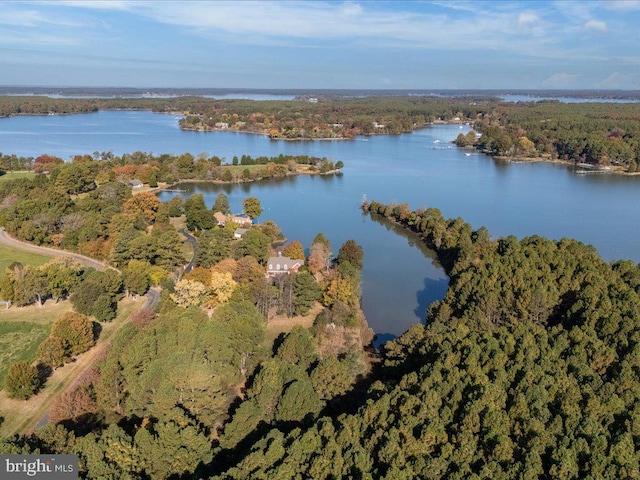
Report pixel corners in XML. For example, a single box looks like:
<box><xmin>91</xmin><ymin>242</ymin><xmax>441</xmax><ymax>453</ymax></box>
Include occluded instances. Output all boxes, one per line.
<box><xmin>1</xmin><ymin>0</ymin><xmax>640</xmax><ymax>90</ymax></box>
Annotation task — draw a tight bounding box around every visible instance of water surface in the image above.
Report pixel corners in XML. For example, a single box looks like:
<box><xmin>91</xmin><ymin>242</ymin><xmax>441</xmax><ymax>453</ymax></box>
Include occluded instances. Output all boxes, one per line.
<box><xmin>1</xmin><ymin>111</ymin><xmax>639</xmax><ymax>338</ymax></box>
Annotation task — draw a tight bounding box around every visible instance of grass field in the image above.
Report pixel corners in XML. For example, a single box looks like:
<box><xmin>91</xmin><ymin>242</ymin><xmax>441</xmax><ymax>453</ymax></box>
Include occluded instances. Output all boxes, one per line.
<box><xmin>0</xmin><ymin>171</ymin><xmax>35</xmax><ymax>183</ymax></box>
<box><xmin>0</xmin><ymin>243</ymin><xmax>51</xmax><ymax>273</ymax></box>
<box><xmin>0</xmin><ymin>322</ymin><xmax>51</xmax><ymax>385</ymax></box>
<box><xmin>0</xmin><ymin>301</ymin><xmax>72</xmax><ymax>385</ymax></box>
<box><xmin>0</xmin><ymin>300</ymin><xmax>73</xmax><ymax>326</ymax></box>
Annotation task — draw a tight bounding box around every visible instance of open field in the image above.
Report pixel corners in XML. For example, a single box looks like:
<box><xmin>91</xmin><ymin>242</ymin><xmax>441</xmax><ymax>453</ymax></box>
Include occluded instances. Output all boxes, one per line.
<box><xmin>0</xmin><ymin>242</ymin><xmax>51</xmax><ymax>273</ymax></box>
<box><xmin>264</xmin><ymin>302</ymin><xmax>323</xmax><ymax>346</ymax></box>
<box><xmin>0</xmin><ymin>300</ymin><xmax>73</xmax><ymax>326</ymax></box>
<box><xmin>0</xmin><ymin>296</ymin><xmax>141</xmax><ymax>437</ymax></box>
<box><xmin>0</xmin><ymin>171</ymin><xmax>35</xmax><ymax>183</ymax></box>
<box><xmin>0</xmin><ymin>322</ymin><xmax>50</xmax><ymax>385</ymax></box>
<box><xmin>0</xmin><ymin>301</ymin><xmax>73</xmax><ymax>390</ymax></box>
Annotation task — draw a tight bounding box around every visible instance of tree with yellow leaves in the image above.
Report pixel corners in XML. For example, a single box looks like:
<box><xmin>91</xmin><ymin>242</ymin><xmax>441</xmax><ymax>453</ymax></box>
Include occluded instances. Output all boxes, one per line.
<box><xmin>208</xmin><ymin>271</ymin><xmax>237</xmax><ymax>307</ymax></box>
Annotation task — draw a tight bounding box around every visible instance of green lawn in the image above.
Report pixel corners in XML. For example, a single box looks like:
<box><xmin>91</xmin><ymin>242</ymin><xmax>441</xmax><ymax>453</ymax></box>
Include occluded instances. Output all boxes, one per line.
<box><xmin>0</xmin><ymin>171</ymin><xmax>35</xmax><ymax>183</ymax></box>
<box><xmin>0</xmin><ymin>322</ymin><xmax>51</xmax><ymax>385</ymax></box>
<box><xmin>0</xmin><ymin>243</ymin><xmax>51</xmax><ymax>273</ymax></box>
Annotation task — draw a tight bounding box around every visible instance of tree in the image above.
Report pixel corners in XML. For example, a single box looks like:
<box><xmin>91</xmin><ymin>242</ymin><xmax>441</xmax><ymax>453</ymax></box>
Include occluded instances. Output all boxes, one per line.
<box><xmin>275</xmin><ymin>377</ymin><xmax>322</xmax><ymax>422</ymax></box>
<box><xmin>184</xmin><ymin>194</ymin><xmax>215</xmax><ymax>231</ymax></box>
<box><xmin>37</xmin><ymin>336</ymin><xmax>67</xmax><ymax>368</ymax></box>
<box><xmin>284</xmin><ymin>240</ymin><xmax>305</xmax><ymax>260</ymax></box>
<box><xmin>293</xmin><ymin>272</ymin><xmax>322</xmax><ymax>315</ymax></box>
<box><xmin>235</xmin><ymin>230</ymin><xmax>270</xmax><ymax>264</ymax></box>
<box><xmin>165</xmin><ymin>196</ymin><xmax>183</xmax><ymax>217</ymax></box>
<box><xmin>4</xmin><ymin>361</ymin><xmax>41</xmax><ymax>400</ymax></box>
<box><xmin>152</xmin><ymin>229</ymin><xmax>185</xmax><ymax>269</ymax></box>
<box><xmin>122</xmin><ymin>260</ymin><xmax>151</xmax><ymax>296</ymax></box>
<box><xmin>307</xmin><ymin>242</ymin><xmax>332</xmax><ymax>275</ymax></box>
<box><xmin>195</xmin><ymin>228</ymin><xmax>233</xmax><ymax>268</ymax></box>
<box><xmin>310</xmin><ymin>355</ymin><xmax>353</xmax><ymax>400</ymax></box>
<box><xmin>33</xmin><ymin>154</ymin><xmax>63</xmax><ymax>174</ymax></box>
<box><xmin>243</xmin><ymin>196</ymin><xmax>263</xmax><ymax>220</ymax></box>
<box><xmin>134</xmin><ymin>410</ymin><xmax>213</xmax><ymax>479</ymax></box>
<box><xmin>25</xmin><ymin>267</ymin><xmax>50</xmax><ymax>307</ymax></box>
<box><xmin>50</xmin><ymin>312</ymin><xmax>96</xmax><ymax>356</ymax></box>
<box><xmin>42</xmin><ymin>258</ymin><xmax>81</xmax><ymax>302</ymax></box>
<box><xmin>208</xmin><ymin>271</ymin><xmax>237</xmax><ymax>307</ymax></box>
<box><xmin>49</xmin><ymin>384</ymin><xmax>98</xmax><ymax>426</ymax></box>
<box><xmin>222</xmin><ymin>169</ymin><xmax>233</xmax><ymax>182</ymax></box>
<box><xmin>276</xmin><ymin>325</ymin><xmax>317</xmax><ymax>369</ymax></box>
<box><xmin>213</xmin><ymin>192</ymin><xmax>230</xmax><ymax>214</ymax></box>
<box><xmin>70</xmin><ymin>270</ymin><xmax>122</xmax><ymax>321</ymax></box>
<box><xmin>170</xmin><ymin>279</ymin><xmax>208</xmax><ymax>307</ymax></box>
<box><xmin>220</xmin><ymin>400</ymin><xmax>265</xmax><ymax>449</ymax></box>
<box><xmin>122</xmin><ymin>192</ymin><xmax>161</xmax><ymax>224</ymax></box>
<box><xmin>312</xmin><ymin>233</ymin><xmax>331</xmax><ymax>251</ymax></box>
<box><xmin>53</xmin><ymin>164</ymin><xmax>95</xmax><ymax>195</ymax></box>
<box><xmin>337</xmin><ymin>239</ymin><xmax>364</xmax><ymax>270</ymax></box>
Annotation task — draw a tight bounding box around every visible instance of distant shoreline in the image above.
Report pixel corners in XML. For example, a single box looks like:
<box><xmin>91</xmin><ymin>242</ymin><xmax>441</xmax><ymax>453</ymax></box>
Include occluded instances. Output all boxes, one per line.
<box><xmin>146</xmin><ymin>168</ymin><xmax>343</xmax><ymax>194</ymax></box>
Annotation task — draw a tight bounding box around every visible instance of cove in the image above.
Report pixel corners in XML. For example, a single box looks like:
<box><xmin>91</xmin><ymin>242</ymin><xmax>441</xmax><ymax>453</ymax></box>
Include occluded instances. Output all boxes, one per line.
<box><xmin>2</xmin><ymin>110</ymin><xmax>640</xmax><ymax>338</ymax></box>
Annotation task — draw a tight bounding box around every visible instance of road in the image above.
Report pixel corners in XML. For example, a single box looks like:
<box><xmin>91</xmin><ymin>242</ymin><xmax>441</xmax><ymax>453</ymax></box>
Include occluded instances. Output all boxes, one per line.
<box><xmin>178</xmin><ymin>228</ymin><xmax>197</xmax><ymax>274</ymax></box>
<box><xmin>0</xmin><ymin>227</ymin><xmax>109</xmax><ymax>271</ymax></box>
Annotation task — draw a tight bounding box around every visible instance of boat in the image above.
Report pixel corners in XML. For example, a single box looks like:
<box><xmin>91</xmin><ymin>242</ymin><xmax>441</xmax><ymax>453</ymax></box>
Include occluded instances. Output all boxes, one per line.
<box><xmin>465</xmin><ymin>153</ymin><xmax>472</xmax><ymax>156</ymax></box>
<box><xmin>433</xmin><ymin>139</ymin><xmax>440</xmax><ymax>143</ymax></box>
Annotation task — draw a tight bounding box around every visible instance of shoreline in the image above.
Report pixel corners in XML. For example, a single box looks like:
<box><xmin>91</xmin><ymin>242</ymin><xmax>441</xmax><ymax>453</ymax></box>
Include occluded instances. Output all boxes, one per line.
<box><xmin>146</xmin><ymin>168</ymin><xmax>343</xmax><ymax>194</ymax></box>
<box><xmin>489</xmin><ymin>153</ymin><xmax>640</xmax><ymax>176</ymax></box>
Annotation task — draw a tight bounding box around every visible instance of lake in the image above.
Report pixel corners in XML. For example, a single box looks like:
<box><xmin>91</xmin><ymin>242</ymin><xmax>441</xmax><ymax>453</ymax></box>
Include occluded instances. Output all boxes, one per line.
<box><xmin>1</xmin><ymin>110</ymin><xmax>640</xmax><ymax>339</ymax></box>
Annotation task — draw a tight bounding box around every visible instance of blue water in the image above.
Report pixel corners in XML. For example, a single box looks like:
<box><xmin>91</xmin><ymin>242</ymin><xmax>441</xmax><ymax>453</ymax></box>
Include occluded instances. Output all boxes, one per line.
<box><xmin>1</xmin><ymin>111</ymin><xmax>639</xmax><ymax>337</ymax></box>
<box><xmin>499</xmin><ymin>94</ymin><xmax>639</xmax><ymax>103</ymax></box>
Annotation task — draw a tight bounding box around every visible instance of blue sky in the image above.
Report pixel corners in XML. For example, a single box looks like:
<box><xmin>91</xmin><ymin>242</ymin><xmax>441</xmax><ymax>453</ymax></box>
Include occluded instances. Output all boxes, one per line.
<box><xmin>1</xmin><ymin>0</ymin><xmax>639</xmax><ymax>90</ymax></box>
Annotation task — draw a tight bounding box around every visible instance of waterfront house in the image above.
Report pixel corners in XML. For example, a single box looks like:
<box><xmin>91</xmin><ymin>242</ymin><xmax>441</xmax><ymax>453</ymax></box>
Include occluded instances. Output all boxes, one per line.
<box><xmin>128</xmin><ymin>179</ymin><xmax>143</xmax><ymax>188</ymax></box>
<box><xmin>267</xmin><ymin>253</ymin><xmax>304</xmax><ymax>276</ymax></box>
<box><xmin>214</xmin><ymin>212</ymin><xmax>253</xmax><ymax>227</ymax></box>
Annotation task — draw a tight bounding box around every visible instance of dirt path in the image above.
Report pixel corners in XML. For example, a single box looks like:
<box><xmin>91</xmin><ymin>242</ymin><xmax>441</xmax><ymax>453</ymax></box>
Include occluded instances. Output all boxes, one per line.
<box><xmin>0</xmin><ymin>227</ymin><xmax>109</xmax><ymax>271</ymax></box>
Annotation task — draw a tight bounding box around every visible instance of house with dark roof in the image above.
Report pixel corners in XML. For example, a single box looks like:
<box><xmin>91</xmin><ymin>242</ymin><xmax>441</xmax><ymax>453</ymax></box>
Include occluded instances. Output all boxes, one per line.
<box><xmin>128</xmin><ymin>179</ymin><xmax>143</xmax><ymax>188</ymax></box>
<box><xmin>267</xmin><ymin>253</ymin><xmax>304</xmax><ymax>276</ymax></box>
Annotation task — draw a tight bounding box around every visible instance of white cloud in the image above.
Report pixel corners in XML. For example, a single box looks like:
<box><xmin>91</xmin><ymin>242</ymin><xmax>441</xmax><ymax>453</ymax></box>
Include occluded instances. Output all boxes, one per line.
<box><xmin>542</xmin><ymin>72</ymin><xmax>580</xmax><ymax>87</ymax></box>
<box><xmin>518</xmin><ymin>11</ymin><xmax>540</xmax><ymax>26</ymax></box>
<box><xmin>602</xmin><ymin>0</ymin><xmax>640</xmax><ymax>11</ymax></box>
<box><xmin>342</xmin><ymin>2</ymin><xmax>363</xmax><ymax>17</ymax></box>
<box><xmin>0</xmin><ymin>32</ymin><xmax>79</xmax><ymax>46</ymax></box>
<box><xmin>40</xmin><ymin>0</ymin><xmax>135</xmax><ymax>10</ymax></box>
<box><xmin>599</xmin><ymin>72</ymin><xmax>637</xmax><ymax>88</ymax></box>
<box><xmin>584</xmin><ymin>19</ymin><xmax>608</xmax><ymax>32</ymax></box>
<box><xmin>7</xmin><ymin>0</ymin><xmax>632</xmax><ymax>64</ymax></box>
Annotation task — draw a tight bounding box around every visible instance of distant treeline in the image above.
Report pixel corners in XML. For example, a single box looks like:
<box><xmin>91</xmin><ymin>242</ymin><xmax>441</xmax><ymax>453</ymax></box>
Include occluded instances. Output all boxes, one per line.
<box><xmin>0</xmin><ymin>95</ymin><xmax>487</xmax><ymax>139</ymax></box>
<box><xmin>458</xmin><ymin>101</ymin><xmax>640</xmax><ymax>170</ymax></box>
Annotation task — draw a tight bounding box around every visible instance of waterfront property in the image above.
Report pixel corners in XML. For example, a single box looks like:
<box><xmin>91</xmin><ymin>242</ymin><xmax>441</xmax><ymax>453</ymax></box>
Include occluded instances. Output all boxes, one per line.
<box><xmin>267</xmin><ymin>253</ymin><xmax>303</xmax><ymax>276</ymax></box>
<box><xmin>214</xmin><ymin>212</ymin><xmax>253</xmax><ymax>227</ymax></box>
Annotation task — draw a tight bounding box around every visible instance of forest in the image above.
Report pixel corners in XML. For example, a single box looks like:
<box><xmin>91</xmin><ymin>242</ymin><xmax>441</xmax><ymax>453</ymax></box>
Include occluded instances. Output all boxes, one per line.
<box><xmin>2</xmin><ymin>183</ymin><xmax>640</xmax><ymax>477</ymax></box>
<box><xmin>0</xmin><ymin>165</ymin><xmax>375</xmax><ymax>479</ymax></box>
